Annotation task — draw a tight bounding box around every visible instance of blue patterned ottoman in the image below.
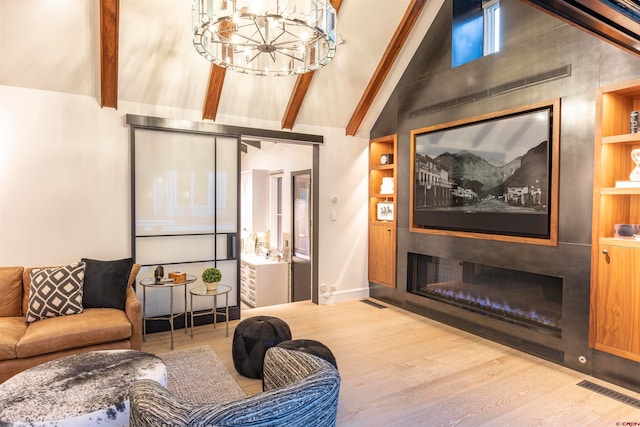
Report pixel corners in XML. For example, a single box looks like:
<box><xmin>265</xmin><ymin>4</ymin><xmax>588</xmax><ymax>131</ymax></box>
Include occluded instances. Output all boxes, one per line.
<box><xmin>0</xmin><ymin>350</ymin><xmax>166</xmax><ymax>426</ymax></box>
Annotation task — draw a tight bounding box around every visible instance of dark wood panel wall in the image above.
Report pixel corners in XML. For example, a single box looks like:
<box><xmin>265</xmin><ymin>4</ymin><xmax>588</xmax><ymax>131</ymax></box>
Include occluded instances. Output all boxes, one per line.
<box><xmin>369</xmin><ymin>0</ymin><xmax>640</xmax><ymax>392</ymax></box>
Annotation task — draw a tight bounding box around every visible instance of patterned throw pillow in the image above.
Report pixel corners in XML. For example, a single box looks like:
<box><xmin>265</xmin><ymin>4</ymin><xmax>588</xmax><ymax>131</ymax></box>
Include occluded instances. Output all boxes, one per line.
<box><xmin>26</xmin><ymin>262</ymin><xmax>85</xmax><ymax>323</ymax></box>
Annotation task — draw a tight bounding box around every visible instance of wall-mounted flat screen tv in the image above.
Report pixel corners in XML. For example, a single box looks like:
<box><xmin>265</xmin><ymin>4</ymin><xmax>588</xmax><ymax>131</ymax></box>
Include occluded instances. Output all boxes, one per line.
<box><xmin>410</xmin><ymin>99</ymin><xmax>560</xmax><ymax>245</ymax></box>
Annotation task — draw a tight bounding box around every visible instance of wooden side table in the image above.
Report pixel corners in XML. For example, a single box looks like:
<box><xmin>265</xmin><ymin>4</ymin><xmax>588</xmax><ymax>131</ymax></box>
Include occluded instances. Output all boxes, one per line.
<box><xmin>190</xmin><ymin>284</ymin><xmax>232</xmax><ymax>338</ymax></box>
<box><xmin>139</xmin><ymin>274</ymin><xmax>196</xmax><ymax>350</ymax></box>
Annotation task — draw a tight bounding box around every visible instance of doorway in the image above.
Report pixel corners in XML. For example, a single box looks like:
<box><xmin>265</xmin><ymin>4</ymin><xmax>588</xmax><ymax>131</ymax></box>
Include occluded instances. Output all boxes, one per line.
<box><xmin>240</xmin><ymin>140</ymin><xmax>319</xmax><ymax>307</ymax></box>
<box><xmin>291</xmin><ymin>170</ymin><xmax>312</xmax><ymax>302</ymax></box>
<box><xmin>126</xmin><ymin>114</ymin><xmax>322</xmax><ymax>322</ymax></box>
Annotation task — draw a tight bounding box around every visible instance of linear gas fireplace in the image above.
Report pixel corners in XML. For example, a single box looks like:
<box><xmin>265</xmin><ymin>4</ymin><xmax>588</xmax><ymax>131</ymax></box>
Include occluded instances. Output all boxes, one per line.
<box><xmin>408</xmin><ymin>253</ymin><xmax>563</xmax><ymax>337</ymax></box>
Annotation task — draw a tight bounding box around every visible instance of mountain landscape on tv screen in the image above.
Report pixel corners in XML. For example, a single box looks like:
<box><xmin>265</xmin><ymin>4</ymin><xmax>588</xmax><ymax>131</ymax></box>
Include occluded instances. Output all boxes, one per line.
<box><xmin>433</xmin><ymin>140</ymin><xmax>548</xmax><ymax>201</ymax></box>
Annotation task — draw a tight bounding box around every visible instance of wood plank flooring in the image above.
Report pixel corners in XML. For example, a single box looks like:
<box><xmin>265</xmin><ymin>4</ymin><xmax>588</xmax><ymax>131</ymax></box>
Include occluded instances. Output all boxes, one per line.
<box><xmin>141</xmin><ymin>299</ymin><xmax>640</xmax><ymax>426</ymax></box>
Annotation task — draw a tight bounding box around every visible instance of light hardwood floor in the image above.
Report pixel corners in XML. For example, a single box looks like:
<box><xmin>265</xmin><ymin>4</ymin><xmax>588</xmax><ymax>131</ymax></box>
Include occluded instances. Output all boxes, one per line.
<box><xmin>141</xmin><ymin>299</ymin><xmax>640</xmax><ymax>426</ymax></box>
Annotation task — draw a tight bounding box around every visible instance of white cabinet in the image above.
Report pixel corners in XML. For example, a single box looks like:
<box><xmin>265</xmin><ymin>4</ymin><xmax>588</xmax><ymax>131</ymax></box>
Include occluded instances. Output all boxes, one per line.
<box><xmin>240</xmin><ymin>254</ymin><xmax>288</xmax><ymax>308</ymax></box>
<box><xmin>241</xmin><ymin>169</ymin><xmax>269</xmax><ymax>234</ymax></box>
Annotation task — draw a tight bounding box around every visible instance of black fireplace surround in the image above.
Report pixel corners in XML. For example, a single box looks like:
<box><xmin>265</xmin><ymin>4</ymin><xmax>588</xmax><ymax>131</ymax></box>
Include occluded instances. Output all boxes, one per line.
<box><xmin>367</xmin><ymin>0</ymin><xmax>640</xmax><ymax>394</ymax></box>
<box><xmin>406</xmin><ymin>252</ymin><xmax>565</xmax><ymax>362</ymax></box>
<box><xmin>408</xmin><ymin>253</ymin><xmax>563</xmax><ymax>335</ymax></box>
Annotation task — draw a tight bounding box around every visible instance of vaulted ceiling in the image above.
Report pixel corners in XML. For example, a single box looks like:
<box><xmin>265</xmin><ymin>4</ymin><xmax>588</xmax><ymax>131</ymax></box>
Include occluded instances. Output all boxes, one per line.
<box><xmin>0</xmin><ymin>0</ymin><xmax>445</xmax><ymax>138</ymax></box>
<box><xmin>3</xmin><ymin>1</ymin><xmax>639</xmax><ymax>138</ymax></box>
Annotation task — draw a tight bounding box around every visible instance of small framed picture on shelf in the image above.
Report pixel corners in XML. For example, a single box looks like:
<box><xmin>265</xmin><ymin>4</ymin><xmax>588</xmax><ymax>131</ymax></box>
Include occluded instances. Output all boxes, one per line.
<box><xmin>377</xmin><ymin>202</ymin><xmax>394</xmax><ymax>221</ymax></box>
<box><xmin>614</xmin><ymin>223</ymin><xmax>640</xmax><ymax>240</ymax></box>
<box><xmin>380</xmin><ymin>153</ymin><xmax>394</xmax><ymax>165</ymax></box>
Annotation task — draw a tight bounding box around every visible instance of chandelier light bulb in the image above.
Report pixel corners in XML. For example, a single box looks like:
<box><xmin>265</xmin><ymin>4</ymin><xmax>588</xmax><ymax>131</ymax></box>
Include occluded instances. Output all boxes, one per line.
<box><xmin>193</xmin><ymin>0</ymin><xmax>337</xmax><ymax>76</ymax></box>
<box><xmin>250</xmin><ymin>0</ymin><xmax>263</xmax><ymax>14</ymax></box>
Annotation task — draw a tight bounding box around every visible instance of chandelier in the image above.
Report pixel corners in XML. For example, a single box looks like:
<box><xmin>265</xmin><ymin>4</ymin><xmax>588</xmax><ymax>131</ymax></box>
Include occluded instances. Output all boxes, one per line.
<box><xmin>192</xmin><ymin>0</ymin><xmax>338</xmax><ymax>76</ymax></box>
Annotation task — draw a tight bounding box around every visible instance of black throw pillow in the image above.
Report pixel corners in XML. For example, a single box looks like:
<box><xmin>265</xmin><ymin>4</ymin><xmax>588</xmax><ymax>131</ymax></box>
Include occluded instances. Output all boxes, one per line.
<box><xmin>81</xmin><ymin>258</ymin><xmax>134</xmax><ymax>310</ymax></box>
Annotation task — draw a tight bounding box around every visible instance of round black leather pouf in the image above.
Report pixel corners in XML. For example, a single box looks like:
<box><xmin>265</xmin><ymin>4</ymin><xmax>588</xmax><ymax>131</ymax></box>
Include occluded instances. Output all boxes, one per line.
<box><xmin>232</xmin><ymin>316</ymin><xmax>292</xmax><ymax>379</ymax></box>
<box><xmin>276</xmin><ymin>339</ymin><xmax>338</xmax><ymax>369</ymax></box>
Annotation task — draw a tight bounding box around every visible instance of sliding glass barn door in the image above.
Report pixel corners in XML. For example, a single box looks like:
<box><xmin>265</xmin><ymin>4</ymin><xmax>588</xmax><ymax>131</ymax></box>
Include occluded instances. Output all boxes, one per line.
<box><xmin>132</xmin><ymin>128</ymin><xmax>238</xmax><ymax>320</ymax></box>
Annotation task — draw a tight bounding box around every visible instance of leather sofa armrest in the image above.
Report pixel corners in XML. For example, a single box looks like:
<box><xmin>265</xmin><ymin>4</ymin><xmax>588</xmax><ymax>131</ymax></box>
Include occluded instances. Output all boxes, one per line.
<box><xmin>126</xmin><ymin>264</ymin><xmax>142</xmax><ymax>350</ymax></box>
<box><xmin>126</xmin><ymin>286</ymin><xmax>142</xmax><ymax>350</ymax></box>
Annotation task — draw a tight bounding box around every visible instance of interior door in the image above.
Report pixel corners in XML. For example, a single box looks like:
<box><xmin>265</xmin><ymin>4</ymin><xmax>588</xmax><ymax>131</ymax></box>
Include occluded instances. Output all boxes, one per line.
<box><xmin>132</xmin><ymin>128</ymin><xmax>239</xmax><ymax>323</ymax></box>
<box><xmin>291</xmin><ymin>170</ymin><xmax>312</xmax><ymax>302</ymax></box>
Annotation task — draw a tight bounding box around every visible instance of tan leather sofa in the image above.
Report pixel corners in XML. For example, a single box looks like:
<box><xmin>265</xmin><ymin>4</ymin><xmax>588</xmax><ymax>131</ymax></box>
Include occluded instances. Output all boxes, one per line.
<box><xmin>0</xmin><ymin>264</ymin><xmax>142</xmax><ymax>383</ymax></box>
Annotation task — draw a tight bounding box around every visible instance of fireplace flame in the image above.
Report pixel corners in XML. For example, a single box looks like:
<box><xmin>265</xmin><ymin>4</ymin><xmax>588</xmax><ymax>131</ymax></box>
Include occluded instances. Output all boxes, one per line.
<box><xmin>429</xmin><ymin>287</ymin><xmax>559</xmax><ymax>328</ymax></box>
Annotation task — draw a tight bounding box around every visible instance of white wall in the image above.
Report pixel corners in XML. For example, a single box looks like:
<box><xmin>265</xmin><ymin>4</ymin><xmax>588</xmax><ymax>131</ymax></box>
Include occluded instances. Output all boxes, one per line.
<box><xmin>241</xmin><ymin>140</ymin><xmax>312</xmax><ymax>247</ymax></box>
<box><xmin>0</xmin><ymin>86</ymin><xmax>131</xmax><ymax>265</ymax></box>
<box><xmin>0</xmin><ymin>85</ymin><xmax>369</xmax><ymax>308</ymax></box>
<box><xmin>315</xmin><ymin>127</ymin><xmax>370</xmax><ymax>303</ymax></box>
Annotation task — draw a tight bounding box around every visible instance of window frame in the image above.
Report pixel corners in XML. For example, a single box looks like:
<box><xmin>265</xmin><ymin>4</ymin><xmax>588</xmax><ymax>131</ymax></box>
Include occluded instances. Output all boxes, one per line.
<box><xmin>270</xmin><ymin>171</ymin><xmax>284</xmax><ymax>250</ymax></box>
<box><xmin>483</xmin><ymin>0</ymin><xmax>501</xmax><ymax>55</ymax></box>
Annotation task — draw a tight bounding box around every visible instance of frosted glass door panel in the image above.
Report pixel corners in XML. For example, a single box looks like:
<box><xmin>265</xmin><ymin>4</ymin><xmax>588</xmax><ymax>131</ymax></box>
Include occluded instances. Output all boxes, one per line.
<box><xmin>135</xmin><ymin>234</ymin><xmax>230</xmax><ymax>265</ymax></box>
<box><xmin>132</xmin><ymin>124</ymin><xmax>240</xmax><ymax>319</ymax></box>
<box><xmin>215</xmin><ymin>135</ymin><xmax>238</xmax><ymax>233</ymax></box>
<box><xmin>293</xmin><ymin>172</ymin><xmax>311</xmax><ymax>259</ymax></box>
<box><xmin>135</xmin><ymin>130</ymin><xmax>237</xmax><ymax>236</ymax></box>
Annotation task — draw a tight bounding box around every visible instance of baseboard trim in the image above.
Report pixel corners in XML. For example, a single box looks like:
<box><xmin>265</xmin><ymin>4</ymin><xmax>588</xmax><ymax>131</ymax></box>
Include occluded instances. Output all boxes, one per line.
<box><xmin>320</xmin><ymin>286</ymin><xmax>370</xmax><ymax>304</ymax></box>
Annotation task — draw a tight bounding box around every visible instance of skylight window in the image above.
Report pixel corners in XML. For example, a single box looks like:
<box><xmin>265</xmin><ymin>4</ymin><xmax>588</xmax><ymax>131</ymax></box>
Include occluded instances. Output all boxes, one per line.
<box><xmin>452</xmin><ymin>0</ymin><xmax>501</xmax><ymax>68</ymax></box>
<box><xmin>483</xmin><ymin>0</ymin><xmax>501</xmax><ymax>55</ymax></box>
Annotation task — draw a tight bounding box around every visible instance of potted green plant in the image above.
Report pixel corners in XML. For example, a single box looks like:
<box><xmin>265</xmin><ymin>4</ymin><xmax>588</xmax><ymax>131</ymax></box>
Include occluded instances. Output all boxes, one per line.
<box><xmin>202</xmin><ymin>267</ymin><xmax>222</xmax><ymax>291</ymax></box>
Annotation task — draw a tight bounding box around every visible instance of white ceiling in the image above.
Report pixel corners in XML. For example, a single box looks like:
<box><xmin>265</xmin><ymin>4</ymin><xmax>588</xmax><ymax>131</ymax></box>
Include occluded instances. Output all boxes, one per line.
<box><xmin>0</xmin><ymin>0</ymin><xmax>444</xmax><ymax>137</ymax></box>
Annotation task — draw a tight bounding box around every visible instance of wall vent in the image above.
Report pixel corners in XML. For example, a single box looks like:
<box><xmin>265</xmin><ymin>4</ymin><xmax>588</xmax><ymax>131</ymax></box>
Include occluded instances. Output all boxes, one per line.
<box><xmin>408</xmin><ymin>64</ymin><xmax>571</xmax><ymax>118</ymax></box>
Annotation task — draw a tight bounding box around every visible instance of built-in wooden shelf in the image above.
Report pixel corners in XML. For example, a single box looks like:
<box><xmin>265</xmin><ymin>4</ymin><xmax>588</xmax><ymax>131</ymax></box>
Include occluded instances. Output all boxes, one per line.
<box><xmin>368</xmin><ymin>134</ymin><xmax>397</xmax><ymax>288</ymax></box>
<box><xmin>590</xmin><ymin>78</ymin><xmax>640</xmax><ymax>361</ymax></box>
<box><xmin>600</xmin><ymin>187</ymin><xmax>640</xmax><ymax>195</ymax></box>
<box><xmin>599</xmin><ymin>237</ymin><xmax>640</xmax><ymax>247</ymax></box>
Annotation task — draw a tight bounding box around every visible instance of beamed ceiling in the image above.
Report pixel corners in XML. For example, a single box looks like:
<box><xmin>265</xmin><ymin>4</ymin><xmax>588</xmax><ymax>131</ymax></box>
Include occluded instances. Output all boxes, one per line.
<box><xmin>3</xmin><ymin>1</ymin><xmax>636</xmax><ymax>137</ymax></box>
<box><xmin>0</xmin><ymin>0</ymin><xmax>444</xmax><ymax>138</ymax></box>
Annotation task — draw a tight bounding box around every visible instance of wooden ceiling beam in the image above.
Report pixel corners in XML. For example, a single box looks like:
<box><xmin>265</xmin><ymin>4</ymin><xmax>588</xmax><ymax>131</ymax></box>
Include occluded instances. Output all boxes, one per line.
<box><xmin>202</xmin><ymin>17</ymin><xmax>235</xmax><ymax>120</ymax></box>
<box><xmin>345</xmin><ymin>0</ymin><xmax>427</xmax><ymax>136</ymax></box>
<box><xmin>281</xmin><ymin>0</ymin><xmax>343</xmax><ymax>130</ymax></box>
<box><xmin>100</xmin><ymin>0</ymin><xmax>119</xmax><ymax>109</ymax></box>
<box><xmin>203</xmin><ymin>66</ymin><xmax>227</xmax><ymax>120</ymax></box>
<box><xmin>281</xmin><ymin>72</ymin><xmax>314</xmax><ymax>130</ymax></box>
